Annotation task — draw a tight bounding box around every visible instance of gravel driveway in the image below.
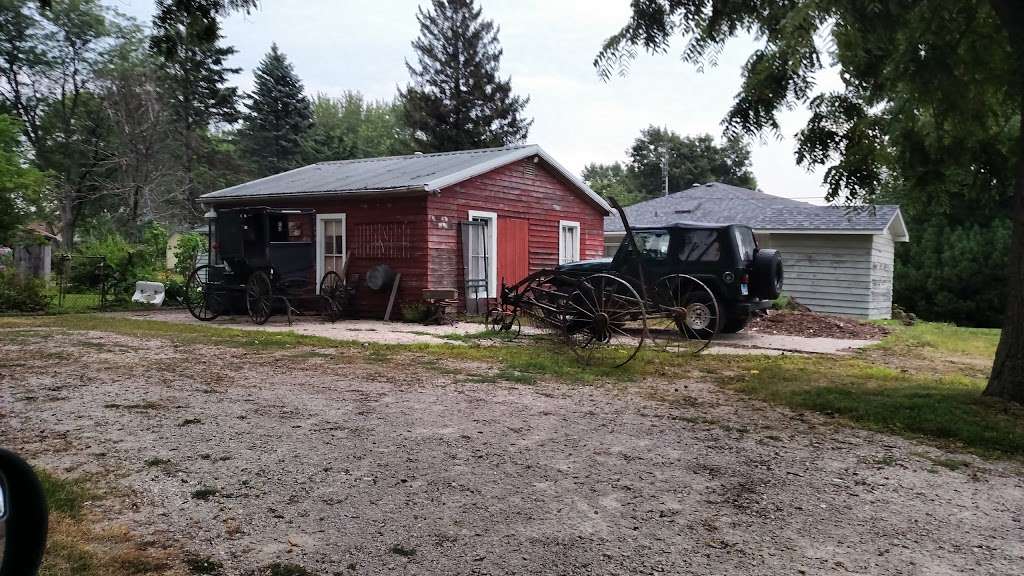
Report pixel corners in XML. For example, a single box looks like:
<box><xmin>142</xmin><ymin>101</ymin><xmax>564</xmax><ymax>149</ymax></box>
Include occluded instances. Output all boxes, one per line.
<box><xmin>2</xmin><ymin>327</ymin><xmax>1022</xmax><ymax>575</ymax></box>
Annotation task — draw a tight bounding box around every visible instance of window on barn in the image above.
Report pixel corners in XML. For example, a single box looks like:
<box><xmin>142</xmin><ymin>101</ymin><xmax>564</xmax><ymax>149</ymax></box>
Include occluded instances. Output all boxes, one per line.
<box><xmin>559</xmin><ymin>221</ymin><xmax>580</xmax><ymax>264</ymax></box>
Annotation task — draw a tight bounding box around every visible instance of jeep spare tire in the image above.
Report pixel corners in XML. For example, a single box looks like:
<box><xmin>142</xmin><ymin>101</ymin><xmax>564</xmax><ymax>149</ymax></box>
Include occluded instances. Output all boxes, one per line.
<box><xmin>752</xmin><ymin>249</ymin><xmax>783</xmax><ymax>300</ymax></box>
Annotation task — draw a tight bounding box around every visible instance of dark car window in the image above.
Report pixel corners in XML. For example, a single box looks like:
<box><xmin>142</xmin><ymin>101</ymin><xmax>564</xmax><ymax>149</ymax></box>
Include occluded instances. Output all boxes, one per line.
<box><xmin>732</xmin><ymin>226</ymin><xmax>757</xmax><ymax>263</ymax></box>
<box><xmin>631</xmin><ymin>230</ymin><xmax>671</xmax><ymax>260</ymax></box>
<box><xmin>677</xmin><ymin>230</ymin><xmax>720</xmax><ymax>262</ymax></box>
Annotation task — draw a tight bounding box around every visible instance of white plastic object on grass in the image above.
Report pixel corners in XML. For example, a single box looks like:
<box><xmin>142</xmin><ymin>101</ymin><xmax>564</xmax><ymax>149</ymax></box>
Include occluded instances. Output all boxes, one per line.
<box><xmin>132</xmin><ymin>281</ymin><xmax>165</xmax><ymax>306</ymax></box>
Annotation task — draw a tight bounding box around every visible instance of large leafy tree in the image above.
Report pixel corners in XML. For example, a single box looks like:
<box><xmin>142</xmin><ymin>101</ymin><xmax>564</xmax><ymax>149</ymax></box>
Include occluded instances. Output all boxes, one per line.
<box><xmin>582</xmin><ymin>161</ymin><xmax>644</xmax><ymax>206</ymax></box>
<box><xmin>595</xmin><ymin>0</ymin><xmax>1024</xmax><ymax>402</ymax></box>
<box><xmin>583</xmin><ymin>127</ymin><xmax>757</xmax><ymax>204</ymax></box>
<box><xmin>0</xmin><ymin>0</ymin><xmax>115</xmax><ymax>250</ymax></box>
<box><xmin>96</xmin><ymin>24</ymin><xmax>179</xmax><ymax>233</ymax></box>
<box><xmin>400</xmin><ymin>0</ymin><xmax>532</xmax><ymax>152</ymax></box>
<box><xmin>149</xmin><ymin>0</ymin><xmax>245</xmax><ymax>215</ymax></box>
<box><xmin>0</xmin><ymin>114</ymin><xmax>48</xmax><ymax>246</ymax></box>
<box><xmin>627</xmin><ymin>127</ymin><xmax>756</xmax><ymax>196</ymax></box>
<box><xmin>240</xmin><ymin>44</ymin><xmax>312</xmax><ymax>177</ymax></box>
<box><xmin>302</xmin><ymin>92</ymin><xmax>413</xmax><ymax>163</ymax></box>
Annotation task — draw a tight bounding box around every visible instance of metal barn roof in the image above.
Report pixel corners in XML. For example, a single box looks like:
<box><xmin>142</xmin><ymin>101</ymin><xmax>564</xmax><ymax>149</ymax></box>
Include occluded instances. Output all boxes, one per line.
<box><xmin>201</xmin><ymin>144</ymin><xmax>611</xmax><ymax>213</ymax></box>
<box><xmin>605</xmin><ymin>182</ymin><xmax>907</xmax><ymax>241</ymax></box>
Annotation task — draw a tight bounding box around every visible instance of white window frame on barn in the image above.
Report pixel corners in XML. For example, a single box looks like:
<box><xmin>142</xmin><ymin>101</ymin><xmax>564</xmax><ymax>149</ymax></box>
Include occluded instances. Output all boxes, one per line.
<box><xmin>467</xmin><ymin>210</ymin><xmax>498</xmax><ymax>298</ymax></box>
<box><xmin>315</xmin><ymin>213</ymin><xmax>346</xmax><ymax>294</ymax></box>
<box><xmin>559</xmin><ymin>220</ymin><xmax>581</xmax><ymax>264</ymax></box>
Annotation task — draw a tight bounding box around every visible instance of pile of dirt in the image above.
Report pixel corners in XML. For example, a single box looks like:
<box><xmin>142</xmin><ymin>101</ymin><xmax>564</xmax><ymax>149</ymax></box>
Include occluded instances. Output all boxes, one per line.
<box><xmin>747</xmin><ymin>310</ymin><xmax>890</xmax><ymax>340</ymax></box>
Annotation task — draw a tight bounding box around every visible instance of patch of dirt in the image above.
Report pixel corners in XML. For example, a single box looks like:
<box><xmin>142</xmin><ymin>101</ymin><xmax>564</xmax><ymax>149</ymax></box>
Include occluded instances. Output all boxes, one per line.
<box><xmin>748</xmin><ymin>310</ymin><xmax>891</xmax><ymax>340</ymax></box>
<box><xmin>2</xmin><ymin>327</ymin><xmax>1022</xmax><ymax>575</ymax></box>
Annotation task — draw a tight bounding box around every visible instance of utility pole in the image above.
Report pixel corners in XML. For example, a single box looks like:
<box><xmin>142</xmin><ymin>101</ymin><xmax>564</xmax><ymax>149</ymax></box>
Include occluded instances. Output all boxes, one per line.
<box><xmin>660</xmin><ymin>146</ymin><xmax>670</xmax><ymax>197</ymax></box>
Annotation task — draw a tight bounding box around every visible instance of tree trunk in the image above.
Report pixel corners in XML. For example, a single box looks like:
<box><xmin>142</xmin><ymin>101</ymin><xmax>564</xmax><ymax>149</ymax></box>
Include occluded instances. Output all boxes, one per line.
<box><xmin>984</xmin><ymin>124</ymin><xmax>1024</xmax><ymax>402</ymax></box>
<box><xmin>984</xmin><ymin>0</ymin><xmax>1024</xmax><ymax>403</ymax></box>
<box><xmin>60</xmin><ymin>191</ymin><xmax>75</xmax><ymax>253</ymax></box>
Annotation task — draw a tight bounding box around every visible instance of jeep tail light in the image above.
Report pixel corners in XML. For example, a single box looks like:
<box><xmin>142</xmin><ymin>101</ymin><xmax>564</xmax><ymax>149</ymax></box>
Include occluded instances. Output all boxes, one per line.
<box><xmin>740</xmin><ymin>274</ymin><xmax>749</xmax><ymax>285</ymax></box>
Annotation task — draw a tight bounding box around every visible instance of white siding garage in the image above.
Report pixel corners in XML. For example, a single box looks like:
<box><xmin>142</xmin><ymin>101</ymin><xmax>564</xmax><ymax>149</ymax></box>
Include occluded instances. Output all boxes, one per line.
<box><xmin>605</xmin><ymin>182</ymin><xmax>909</xmax><ymax>319</ymax></box>
<box><xmin>756</xmin><ymin>233</ymin><xmax>897</xmax><ymax>319</ymax></box>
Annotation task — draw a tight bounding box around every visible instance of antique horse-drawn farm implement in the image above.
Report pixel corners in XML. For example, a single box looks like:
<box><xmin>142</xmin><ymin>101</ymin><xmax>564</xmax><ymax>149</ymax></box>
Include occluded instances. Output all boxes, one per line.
<box><xmin>489</xmin><ymin>198</ymin><xmax>722</xmax><ymax>368</ymax></box>
<box><xmin>184</xmin><ymin>207</ymin><xmax>353</xmax><ymax>325</ymax></box>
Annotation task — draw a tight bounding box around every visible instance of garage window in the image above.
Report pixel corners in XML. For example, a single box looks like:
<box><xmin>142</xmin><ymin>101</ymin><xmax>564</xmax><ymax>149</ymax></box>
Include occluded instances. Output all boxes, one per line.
<box><xmin>559</xmin><ymin>221</ymin><xmax>580</xmax><ymax>264</ymax></box>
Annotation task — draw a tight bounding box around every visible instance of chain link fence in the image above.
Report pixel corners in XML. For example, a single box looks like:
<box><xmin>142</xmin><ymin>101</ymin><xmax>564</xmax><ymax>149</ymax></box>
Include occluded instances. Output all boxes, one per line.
<box><xmin>52</xmin><ymin>254</ymin><xmax>113</xmax><ymax>312</ymax></box>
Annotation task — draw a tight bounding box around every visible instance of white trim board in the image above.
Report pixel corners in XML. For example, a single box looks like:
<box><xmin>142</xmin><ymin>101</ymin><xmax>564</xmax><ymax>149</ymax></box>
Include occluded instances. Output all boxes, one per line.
<box><xmin>315</xmin><ymin>213</ymin><xmax>346</xmax><ymax>294</ymax></box>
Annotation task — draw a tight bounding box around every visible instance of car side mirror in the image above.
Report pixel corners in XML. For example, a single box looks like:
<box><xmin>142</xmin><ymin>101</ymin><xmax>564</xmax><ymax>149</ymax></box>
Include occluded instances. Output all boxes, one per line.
<box><xmin>0</xmin><ymin>448</ymin><xmax>49</xmax><ymax>576</ymax></box>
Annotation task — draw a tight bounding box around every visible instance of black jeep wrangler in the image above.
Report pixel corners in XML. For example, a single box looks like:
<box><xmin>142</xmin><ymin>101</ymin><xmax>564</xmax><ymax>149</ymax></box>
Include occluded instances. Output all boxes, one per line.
<box><xmin>556</xmin><ymin>223</ymin><xmax>783</xmax><ymax>333</ymax></box>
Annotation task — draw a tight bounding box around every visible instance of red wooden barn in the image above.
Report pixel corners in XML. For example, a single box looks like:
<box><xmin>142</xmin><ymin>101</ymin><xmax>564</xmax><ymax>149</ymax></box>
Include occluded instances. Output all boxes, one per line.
<box><xmin>200</xmin><ymin>145</ymin><xmax>611</xmax><ymax>315</ymax></box>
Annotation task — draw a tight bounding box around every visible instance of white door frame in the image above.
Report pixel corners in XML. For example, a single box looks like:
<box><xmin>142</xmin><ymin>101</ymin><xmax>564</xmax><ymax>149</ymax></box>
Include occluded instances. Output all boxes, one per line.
<box><xmin>467</xmin><ymin>210</ymin><xmax>498</xmax><ymax>297</ymax></box>
<box><xmin>315</xmin><ymin>213</ymin><xmax>346</xmax><ymax>294</ymax></box>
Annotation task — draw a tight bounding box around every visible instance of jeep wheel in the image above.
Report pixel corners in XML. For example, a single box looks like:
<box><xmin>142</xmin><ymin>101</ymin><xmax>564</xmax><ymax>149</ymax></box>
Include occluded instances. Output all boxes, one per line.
<box><xmin>719</xmin><ymin>313</ymin><xmax>750</xmax><ymax>334</ymax></box>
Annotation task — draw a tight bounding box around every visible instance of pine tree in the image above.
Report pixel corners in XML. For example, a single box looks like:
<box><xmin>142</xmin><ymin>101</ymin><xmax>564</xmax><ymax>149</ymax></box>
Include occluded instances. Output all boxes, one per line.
<box><xmin>149</xmin><ymin>0</ymin><xmax>241</xmax><ymax>213</ymax></box>
<box><xmin>400</xmin><ymin>0</ymin><xmax>532</xmax><ymax>152</ymax></box>
<box><xmin>240</xmin><ymin>44</ymin><xmax>312</xmax><ymax>176</ymax></box>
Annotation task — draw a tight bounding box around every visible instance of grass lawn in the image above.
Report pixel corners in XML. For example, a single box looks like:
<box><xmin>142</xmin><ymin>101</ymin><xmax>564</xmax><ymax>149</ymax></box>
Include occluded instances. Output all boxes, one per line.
<box><xmin>2</xmin><ymin>314</ymin><xmax>1020</xmax><ymax>459</ymax></box>
<box><xmin>36</xmin><ymin>469</ymin><xmax>176</xmax><ymax>576</ymax></box>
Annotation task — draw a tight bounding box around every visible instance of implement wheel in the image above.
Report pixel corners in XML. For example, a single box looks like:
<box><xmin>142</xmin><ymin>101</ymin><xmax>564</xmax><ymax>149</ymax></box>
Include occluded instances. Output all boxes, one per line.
<box><xmin>184</xmin><ymin>265</ymin><xmax>221</xmax><ymax>321</ymax></box>
<box><xmin>649</xmin><ymin>274</ymin><xmax>719</xmax><ymax>354</ymax></box>
<box><xmin>246</xmin><ymin>270</ymin><xmax>274</xmax><ymax>325</ymax></box>
<box><xmin>562</xmin><ymin>273</ymin><xmax>645</xmax><ymax>368</ymax></box>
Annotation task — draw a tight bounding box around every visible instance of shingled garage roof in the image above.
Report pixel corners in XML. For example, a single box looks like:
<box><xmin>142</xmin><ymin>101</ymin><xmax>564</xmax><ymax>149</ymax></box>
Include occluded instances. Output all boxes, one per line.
<box><xmin>201</xmin><ymin>144</ymin><xmax>611</xmax><ymax>213</ymax></box>
<box><xmin>605</xmin><ymin>182</ymin><xmax>908</xmax><ymax>240</ymax></box>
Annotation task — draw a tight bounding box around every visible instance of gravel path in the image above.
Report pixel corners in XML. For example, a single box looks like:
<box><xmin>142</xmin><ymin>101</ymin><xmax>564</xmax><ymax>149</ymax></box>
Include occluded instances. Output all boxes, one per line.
<box><xmin>1</xmin><ymin>327</ymin><xmax>1022</xmax><ymax>575</ymax></box>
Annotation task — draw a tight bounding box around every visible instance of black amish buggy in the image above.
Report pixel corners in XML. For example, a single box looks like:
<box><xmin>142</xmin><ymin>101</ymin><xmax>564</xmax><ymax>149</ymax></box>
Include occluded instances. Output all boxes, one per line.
<box><xmin>184</xmin><ymin>206</ymin><xmax>352</xmax><ymax>325</ymax></box>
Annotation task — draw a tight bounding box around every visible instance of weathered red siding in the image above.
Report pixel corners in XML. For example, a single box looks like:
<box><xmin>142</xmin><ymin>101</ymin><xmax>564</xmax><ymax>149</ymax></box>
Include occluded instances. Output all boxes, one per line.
<box><xmin>426</xmin><ymin>158</ymin><xmax>606</xmax><ymax>296</ymax></box>
<box><xmin>240</xmin><ymin>195</ymin><xmax>429</xmax><ymax>317</ymax></box>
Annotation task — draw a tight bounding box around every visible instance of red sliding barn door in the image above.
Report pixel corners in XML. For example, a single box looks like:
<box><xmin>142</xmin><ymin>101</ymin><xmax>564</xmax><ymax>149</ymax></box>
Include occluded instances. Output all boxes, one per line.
<box><xmin>498</xmin><ymin>217</ymin><xmax>529</xmax><ymax>286</ymax></box>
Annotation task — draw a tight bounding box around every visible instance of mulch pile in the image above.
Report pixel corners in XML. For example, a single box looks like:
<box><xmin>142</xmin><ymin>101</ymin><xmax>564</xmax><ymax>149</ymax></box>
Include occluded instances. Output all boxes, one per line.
<box><xmin>747</xmin><ymin>310</ymin><xmax>891</xmax><ymax>340</ymax></box>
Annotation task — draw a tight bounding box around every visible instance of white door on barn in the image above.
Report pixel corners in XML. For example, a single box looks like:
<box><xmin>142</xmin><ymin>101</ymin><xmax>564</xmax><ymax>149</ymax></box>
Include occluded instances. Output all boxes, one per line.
<box><xmin>316</xmin><ymin>213</ymin><xmax>346</xmax><ymax>293</ymax></box>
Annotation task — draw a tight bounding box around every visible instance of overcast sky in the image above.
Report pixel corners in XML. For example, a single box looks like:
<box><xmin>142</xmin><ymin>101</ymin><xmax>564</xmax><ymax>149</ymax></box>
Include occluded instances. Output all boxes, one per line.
<box><xmin>105</xmin><ymin>0</ymin><xmax>841</xmax><ymax>204</ymax></box>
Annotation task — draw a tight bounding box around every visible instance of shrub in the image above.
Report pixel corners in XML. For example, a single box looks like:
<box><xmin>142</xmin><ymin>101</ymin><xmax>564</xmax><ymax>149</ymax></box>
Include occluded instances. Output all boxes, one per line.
<box><xmin>173</xmin><ymin>232</ymin><xmax>205</xmax><ymax>280</ymax></box>
<box><xmin>0</xmin><ymin>268</ymin><xmax>51</xmax><ymax>312</ymax></box>
<box><xmin>74</xmin><ymin>225</ymin><xmax>167</xmax><ymax>303</ymax></box>
<box><xmin>400</xmin><ymin>301</ymin><xmax>430</xmax><ymax>323</ymax></box>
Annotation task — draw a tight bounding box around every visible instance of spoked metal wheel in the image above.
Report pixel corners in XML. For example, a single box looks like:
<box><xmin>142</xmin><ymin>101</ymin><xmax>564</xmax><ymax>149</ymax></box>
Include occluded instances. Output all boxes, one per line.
<box><xmin>319</xmin><ymin>271</ymin><xmax>344</xmax><ymax>322</ymax></box>
<box><xmin>246</xmin><ymin>270</ymin><xmax>274</xmax><ymax>325</ymax></box>
<box><xmin>562</xmin><ymin>273</ymin><xmax>646</xmax><ymax>368</ymax></box>
<box><xmin>184</xmin><ymin>265</ymin><xmax>221</xmax><ymax>321</ymax></box>
<box><xmin>509</xmin><ymin>271</ymin><xmax>573</xmax><ymax>333</ymax></box>
<box><xmin>648</xmin><ymin>274</ymin><xmax>720</xmax><ymax>354</ymax></box>
<box><xmin>488</xmin><ymin>308</ymin><xmax>522</xmax><ymax>338</ymax></box>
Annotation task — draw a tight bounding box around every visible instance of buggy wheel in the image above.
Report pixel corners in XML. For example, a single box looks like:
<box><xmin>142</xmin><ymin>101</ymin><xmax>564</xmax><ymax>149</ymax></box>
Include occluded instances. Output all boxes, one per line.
<box><xmin>184</xmin><ymin>265</ymin><xmax>221</xmax><ymax>321</ymax></box>
<box><xmin>319</xmin><ymin>271</ymin><xmax>347</xmax><ymax>318</ymax></box>
<box><xmin>246</xmin><ymin>270</ymin><xmax>273</xmax><ymax>325</ymax></box>
<box><xmin>562</xmin><ymin>273</ymin><xmax>645</xmax><ymax>368</ymax></box>
<box><xmin>649</xmin><ymin>274</ymin><xmax>719</xmax><ymax>354</ymax></box>
<box><xmin>319</xmin><ymin>295</ymin><xmax>340</xmax><ymax>323</ymax></box>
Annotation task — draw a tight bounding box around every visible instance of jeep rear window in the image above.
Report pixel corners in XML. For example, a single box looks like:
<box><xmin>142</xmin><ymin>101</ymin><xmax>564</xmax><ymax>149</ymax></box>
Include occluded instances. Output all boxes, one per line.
<box><xmin>631</xmin><ymin>230</ymin><xmax>670</xmax><ymax>260</ymax></box>
<box><xmin>732</xmin><ymin>227</ymin><xmax>757</xmax><ymax>262</ymax></box>
<box><xmin>677</xmin><ymin>230</ymin><xmax>720</xmax><ymax>262</ymax></box>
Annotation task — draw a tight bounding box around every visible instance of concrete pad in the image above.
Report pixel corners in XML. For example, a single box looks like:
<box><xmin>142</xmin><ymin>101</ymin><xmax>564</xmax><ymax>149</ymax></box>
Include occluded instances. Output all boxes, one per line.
<box><xmin>712</xmin><ymin>331</ymin><xmax>878</xmax><ymax>355</ymax></box>
<box><xmin>113</xmin><ymin>310</ymin><xmax>491</xmax><ymax>345</ymax></box>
